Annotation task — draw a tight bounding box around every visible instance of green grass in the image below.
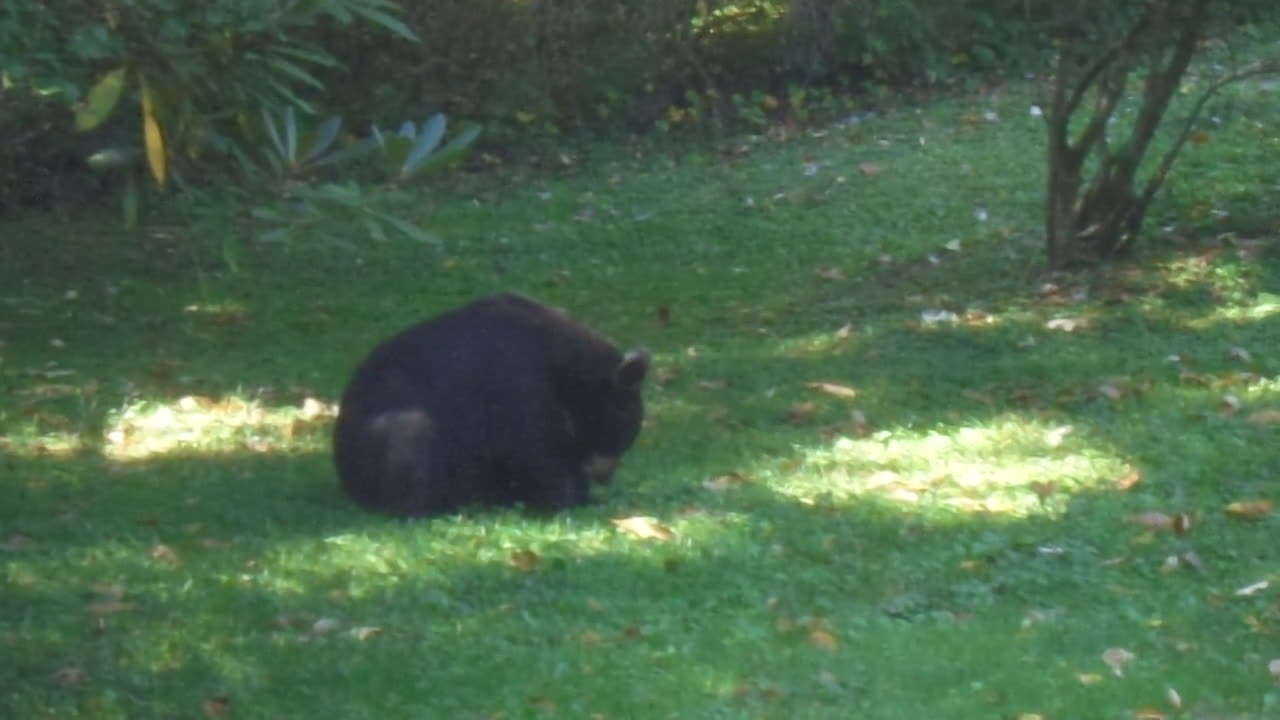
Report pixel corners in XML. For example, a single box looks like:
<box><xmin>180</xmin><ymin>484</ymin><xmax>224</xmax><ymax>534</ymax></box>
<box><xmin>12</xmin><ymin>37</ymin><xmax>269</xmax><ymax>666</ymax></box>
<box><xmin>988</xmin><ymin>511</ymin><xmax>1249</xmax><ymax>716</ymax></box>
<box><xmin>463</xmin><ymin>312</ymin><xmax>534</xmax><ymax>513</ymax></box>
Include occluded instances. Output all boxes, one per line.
<box><xmin>3</xmin><ymin>80</ymin><xmax>1280</xmax><ymax>718</ymax></box>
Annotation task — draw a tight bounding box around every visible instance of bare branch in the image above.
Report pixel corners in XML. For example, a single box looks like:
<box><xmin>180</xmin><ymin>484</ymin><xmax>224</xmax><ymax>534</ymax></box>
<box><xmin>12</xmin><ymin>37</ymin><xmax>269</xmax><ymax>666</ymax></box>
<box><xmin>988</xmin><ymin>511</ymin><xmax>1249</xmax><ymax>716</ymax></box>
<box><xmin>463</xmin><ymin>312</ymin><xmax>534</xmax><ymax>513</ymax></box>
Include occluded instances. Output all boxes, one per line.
<box><xmin>1060</xmin><ymin>2</ymin><xmax>1159</xmax><ymax>124</ymax></box>
<box><xmin>1139</xmin><ymin>59</ymin><xmax>1280</xmax><ymax>211</ymax></box>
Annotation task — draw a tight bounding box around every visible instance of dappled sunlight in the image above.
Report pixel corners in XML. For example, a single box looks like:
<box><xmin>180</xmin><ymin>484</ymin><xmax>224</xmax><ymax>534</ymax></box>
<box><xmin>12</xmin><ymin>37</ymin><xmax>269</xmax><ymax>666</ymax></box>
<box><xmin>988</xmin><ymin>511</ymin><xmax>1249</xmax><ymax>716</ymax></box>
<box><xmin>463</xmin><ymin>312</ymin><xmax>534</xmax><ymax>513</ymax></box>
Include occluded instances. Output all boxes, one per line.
<box><xmin>778</xmin><ymin>414</ymin><xmax>1133</xmax><ymax>517</ymax></box>
<box><xmin>102</xmin><ymin>393</ymin><xmax>335</xmax><ymax>461</ymax></box>
<box><xmin>1179</xmin><ymin>290</ymin><xmax>1280</xmax><ymax>330</ymax></box>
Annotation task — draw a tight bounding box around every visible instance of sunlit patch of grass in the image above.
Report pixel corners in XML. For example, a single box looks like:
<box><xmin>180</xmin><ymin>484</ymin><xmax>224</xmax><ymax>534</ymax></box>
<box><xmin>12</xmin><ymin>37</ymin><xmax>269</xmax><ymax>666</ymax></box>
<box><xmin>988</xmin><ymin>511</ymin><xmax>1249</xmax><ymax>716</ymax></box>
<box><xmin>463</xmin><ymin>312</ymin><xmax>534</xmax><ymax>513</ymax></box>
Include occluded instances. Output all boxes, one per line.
<box><xmin>103</xmin><ymin>394</ymin><xmax>335</xmax><ymax>461</ymax></box>
<box><xmin>775</xmin><ymin>416</ymin><xmax>1131</xmax><ymax>516</ymax></box>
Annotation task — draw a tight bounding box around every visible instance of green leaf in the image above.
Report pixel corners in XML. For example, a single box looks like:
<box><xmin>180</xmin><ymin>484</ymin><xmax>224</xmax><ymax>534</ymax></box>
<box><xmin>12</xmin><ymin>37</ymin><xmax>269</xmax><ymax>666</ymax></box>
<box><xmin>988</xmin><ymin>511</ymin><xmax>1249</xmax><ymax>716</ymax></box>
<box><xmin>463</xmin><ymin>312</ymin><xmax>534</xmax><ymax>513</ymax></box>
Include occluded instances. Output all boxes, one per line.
<box><xmin>406</xmin><ymin>123</ymin><xmax>480</xmax><ymax>178</ymax></box>
<box><xmin>284</xmin><ymin>106</ymin><xmax>298</xmax><ymax>163</ymax></box>
<box><xmin>75</xmin><ymin>67</ymin><xmax>128</xmax><ymax>132</ymax></box>
<box><xmin>402</xmin><ymin>113</ymin><xmax>446</xmax><ymax>177</ymax></box>
<box><xmin>349</xmin><ymin>5</ymin><xmax>420</xmax><ymax>43</ymax></box>
<box><xmin>307</xmin><ymin>136</ymin><xmax>376</xmax><ymax>168</ymax></box>
<box><xmin>299</xmin><ymin>116</ymin><xmax>343</xmax><ymax>164</ymax></box>
<box><xmin>363</xmin><ymin>216</ymin><xmax>388</xmax><ymax>244</ymax></box>
<box><xmin>265</xmin><ymin>56</ymin><xmax>325</xmax><ymax>90</ymax></box>
<box><xmin>221</xmin><ymin>235</ymin><xmax>241</xmax><ymax>273</ymax></box>
<box><xmin>382</xmin><ymin>215</ymin><xmax>440</xmax><ymax>248</ymax></box>
<box><xmin>262</xmin><ymin>107</ymin><xmax>287</xmax><ymax>159</ymax></box>
<box><xmin>377</xmin><ymin>133</ymin><xmax>413</xmax><ymax>179</ymax></box>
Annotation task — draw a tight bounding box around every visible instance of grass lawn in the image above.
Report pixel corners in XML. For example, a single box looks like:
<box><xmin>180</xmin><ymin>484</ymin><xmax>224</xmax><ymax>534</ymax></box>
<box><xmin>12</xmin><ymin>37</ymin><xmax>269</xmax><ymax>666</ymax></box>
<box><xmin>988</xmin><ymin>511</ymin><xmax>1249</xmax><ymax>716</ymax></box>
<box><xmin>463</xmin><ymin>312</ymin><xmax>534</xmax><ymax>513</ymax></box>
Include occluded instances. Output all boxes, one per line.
<box><xmin>3</xmin><ymin>80</ymin><xmax>1280</xmax><ymax>718</ymax></box>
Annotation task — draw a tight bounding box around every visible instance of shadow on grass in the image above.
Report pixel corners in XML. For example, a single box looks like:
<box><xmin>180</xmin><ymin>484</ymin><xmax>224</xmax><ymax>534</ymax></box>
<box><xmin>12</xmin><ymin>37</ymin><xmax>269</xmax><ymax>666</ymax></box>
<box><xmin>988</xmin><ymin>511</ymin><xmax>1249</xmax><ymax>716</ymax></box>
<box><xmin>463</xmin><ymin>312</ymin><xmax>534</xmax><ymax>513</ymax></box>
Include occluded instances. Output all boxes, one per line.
<box><xmin>4</xmin><ymin>437</ymin><xmax>1274</xmax><ymax>717</ymax></box>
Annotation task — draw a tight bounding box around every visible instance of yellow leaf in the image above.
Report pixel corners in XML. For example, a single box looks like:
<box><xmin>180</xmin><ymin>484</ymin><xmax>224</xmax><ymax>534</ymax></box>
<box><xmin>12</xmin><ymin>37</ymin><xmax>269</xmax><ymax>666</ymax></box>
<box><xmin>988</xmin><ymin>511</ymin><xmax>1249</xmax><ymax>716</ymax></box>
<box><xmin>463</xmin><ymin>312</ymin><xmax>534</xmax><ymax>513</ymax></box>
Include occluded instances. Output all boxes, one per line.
<box><xmin>808</xmin><ymin>629</ymin><xmax>839</xmax><ymax>650</ymax></box>
<box><xmin>1102</xmin><ymin>647</ymin><xmax>1135</xmax><ymax>677</ymax></box>
<box><xmin>510</xmin><ymin>549</ymin><xmax>540</xmax><ymax>572</ymax></box>
<box><xmin>807</xmin><ymin>381</ymin><xmax>857</xmax><ymax>400</ymax></box>
<box><xmin>611</xmin><ymin>516</ymin><xmax>675</xmax><ymax>541</ymax></box>
<box><xmin>141</xmin><ymin>80</ymin><xmax>167</xmax><ymax>186</ymax></box>
<box><xmin>1114</xmin><ymin>469</ymin><xmax>1142</xmax><ymax>491</ymax></box>
<box><xmin>75</xmin><ymin>67</ymin><xmax>128</xmax><ymax>131</ymax></box>
<box><xmin>349</xmin><ymin>626</ymin><xmax>382</xmax><ymax>641</ymax></box>
<box><xmin>1225</xmin><ymin>499</ymin><xmax>1273</xmax><ymax>519</ymax></box>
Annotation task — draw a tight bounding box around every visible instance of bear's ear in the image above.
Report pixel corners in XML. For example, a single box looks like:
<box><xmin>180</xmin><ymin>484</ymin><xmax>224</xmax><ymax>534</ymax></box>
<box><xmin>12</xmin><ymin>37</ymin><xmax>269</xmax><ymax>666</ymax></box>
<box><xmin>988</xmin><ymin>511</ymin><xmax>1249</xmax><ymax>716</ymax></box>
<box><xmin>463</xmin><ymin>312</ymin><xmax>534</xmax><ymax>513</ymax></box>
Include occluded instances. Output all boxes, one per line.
<box><xmin>615</xmin><ymin>348</ymin><xmax>649</xmax><ymax>388</ymax></box>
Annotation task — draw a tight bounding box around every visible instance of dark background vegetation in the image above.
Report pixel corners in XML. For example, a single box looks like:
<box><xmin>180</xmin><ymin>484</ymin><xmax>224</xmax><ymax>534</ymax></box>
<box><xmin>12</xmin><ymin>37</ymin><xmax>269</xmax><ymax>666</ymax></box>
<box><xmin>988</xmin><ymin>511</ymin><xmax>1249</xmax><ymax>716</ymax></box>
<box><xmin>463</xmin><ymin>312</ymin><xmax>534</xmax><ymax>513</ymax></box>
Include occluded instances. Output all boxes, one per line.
<box><xmin>4</xmin><ymin>0</ymin><xmax>1275</xmax><ymax>217</ymax></box>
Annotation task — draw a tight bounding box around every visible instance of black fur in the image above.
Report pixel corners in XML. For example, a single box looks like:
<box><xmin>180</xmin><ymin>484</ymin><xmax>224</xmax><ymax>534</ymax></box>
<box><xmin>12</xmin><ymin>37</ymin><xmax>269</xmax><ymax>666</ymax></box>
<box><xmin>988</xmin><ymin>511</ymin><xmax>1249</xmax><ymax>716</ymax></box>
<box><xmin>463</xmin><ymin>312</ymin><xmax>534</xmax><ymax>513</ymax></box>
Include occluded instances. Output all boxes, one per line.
<box><xmin>333</xmin><ymin>293</ymin><xmax>648</xmax><ymax>517</ymax></box>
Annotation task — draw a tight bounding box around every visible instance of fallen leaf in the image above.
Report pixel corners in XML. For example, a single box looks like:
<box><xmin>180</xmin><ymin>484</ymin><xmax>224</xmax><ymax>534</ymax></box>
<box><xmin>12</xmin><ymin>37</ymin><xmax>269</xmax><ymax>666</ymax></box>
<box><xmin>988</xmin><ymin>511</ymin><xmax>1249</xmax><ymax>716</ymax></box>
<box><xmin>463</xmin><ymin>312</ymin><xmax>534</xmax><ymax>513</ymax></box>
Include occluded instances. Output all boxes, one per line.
<box><xmin>1</xmin><ymin>534</ymin><xmax>33</xmax><ymax>552</ymax></box>
<box><xmin>1030</xmin><ymin>481</ymin><xmax>1057</xmax><ymax>501</ymax></box>
<box><xmin>962</xmin><ymin>389</ymin><xmax>995</xmax><ymax>406</ymax></box>
<box><xmin>1102</xmin><ymin>647</ymin><xmax>1135</xmax><ymax>677</ymax></box>
<box><xmin>580</xmin><ymin>631</ymin><xmax>604</xmax><ymax>646</ymax></box>
<box><xmin>653</xmin><ymin>367</ymin><xmax>679</xmax><ymax>386</ymax></box>
<box><xmin>807</xmin><ymin>382</ymin><xmax>857</xmax><ymax>400</ymax></box>
<box><xmin>203</xmin><ymin>695</ymin><xmax>231</xmax><ymax>718</ymax></box>
<box><xmin>696</xmin><ymin>379</ymin><xmax>728</xmax><ymax>390</ymax></box>
<box><xmin>834</xmin><ymin>323</ymin><xmax>853</xmax><ymax>340</ymax></box>
<box><xmin>1225</xmin><ymin>499</ymin><xmax>1273</xmax><ymax>519</ymax></box>
<box><xmin>1229</xmin><ymin>345</ymin><xmax>1253</xmax><ymax>363</ymax></box>
<box><xmin>86</xmin><ymin>600</ymin><xmax>136</xmax><ymax>615</ymax></box>
<box><xmin>847</xmin><ymin>409</ymin><xmax>872</xmax><ymax>436</ymax></box>
<box><xmin>786</xmin><ymin>401</ymin><xmax>817</xmax><ymax>424</ymax></box>
<box><xmin>300</xmin><ymin>397</ymin><xmax>333</xmax><ymax>419</ymax></box>
<box><xmin>1222</xmin><ymin>394</ymin><xmax>1243</xmax><ymax>414</ymax></box>
<box><xmin>311</xmin><ymin>617</ymin><xmax>341</xmax><ymax>635</ymax></box>
<box><xmin>510</xmin><ymin>549</ymin><xmax>540</xmax><ymax>572</ymax></box>
<box><xmin>1097</xmin><ymin>383</ymin><xmax>1124</xmax><ymax>401</ymax></box>
<box><xmin>612</xmin><ymin>516</ymin><xmax>675</xmax><ymax>541</ymax></box>
<box><xmin>858</xmin><ymin>162</ymin><xmax>882</xmax><ymax>176</ymax></box>
<box><xmin>808</xmin><ymin>629</ymin><xmax>839</xmax><ymax>650</ymax></box>
<box><xmin>1172</xmin><ymin>513</ymin><xmax>1194</xmax><ymax>535</ymax></box>
<box><xmin>54</xmin><ymin>666</ymin><xmax>84</xmax><ymax>688</ymax></box>
<box><xmin>349</xmin><ymin>626</ymin><xmax>382</xmax><ymax>641</ymax></box>
<box><xmin>1248</xmin><ymin>409</ymin><xmax>1280</xmax><ymax>425</ymax></box>
<box><xmin>1114</xmin><ymin>469</ymin><xmax>1142</xmax><ymax>491</ymax></box>
<box><xmin>1044</xmin><ymin>425</ymin><xmax>1074</xmax><ymax>448</ymax></box>
<box><xmin>529</xmin><ymin>697</ymin><xmax>558</xmax><ymax>713</ymax></box>
<box><xmin>1269</xmin><ymin>658</ymin><xmax>1280</xmax><ymax>681</ymax></box>
<box><xmin>1045</xmin><ymin>317</ymin><xmax>1087</xmax><ymax>332</ymax></box>
<box><xmin>1127</xmin><ymin>511</ymin><xmax>1174</xmax><ymax>530</ymax></box>
<box><xmin>703</xmin><ymin>472</ymin><xmax>751</xmax><ymax>492</ymax></box>
<box><xmin>151</xmin><ymin>543</ymin><xmax>180</xmax><ymax>564</ymax></box>
<box><xmin>815</xmin><ymin>267</ymin><xmax>846</xmax><ymax>281</ymax></box>
<box><xmin>1180</xmin><ymin>551</ymin><xmax>1205</xmax><ymax>572</ymax></box>
<box><xmin>1133</xmin><ymin>709</ymin><xmax>1166</xmax><ymax>720</ymax></box>
<box><xmin>1235</xmin><ymin>579</ymin><xmax>1270</xmax><ymax>597</ymax></box>
<box><xmin>1077</xmin><ymin>673</ymin><xmax>1104</xmax><ymax>686</ymax></box>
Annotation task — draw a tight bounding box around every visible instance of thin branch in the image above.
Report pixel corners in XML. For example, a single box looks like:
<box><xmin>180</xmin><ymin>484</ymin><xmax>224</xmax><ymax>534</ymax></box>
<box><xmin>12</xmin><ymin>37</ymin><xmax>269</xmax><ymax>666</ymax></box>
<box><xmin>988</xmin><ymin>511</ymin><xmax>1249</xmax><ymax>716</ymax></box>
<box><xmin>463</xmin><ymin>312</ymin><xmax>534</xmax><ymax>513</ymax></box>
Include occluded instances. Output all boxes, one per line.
<box><xmin>1060</xmin><ymin>1</ymin><xmax>1158</xmax><ymax>124</ymax></box>
<box><xmin>1139</xmin><ymin>59</ymin><xmax>1280</xmax><ymax>210</ymax></box>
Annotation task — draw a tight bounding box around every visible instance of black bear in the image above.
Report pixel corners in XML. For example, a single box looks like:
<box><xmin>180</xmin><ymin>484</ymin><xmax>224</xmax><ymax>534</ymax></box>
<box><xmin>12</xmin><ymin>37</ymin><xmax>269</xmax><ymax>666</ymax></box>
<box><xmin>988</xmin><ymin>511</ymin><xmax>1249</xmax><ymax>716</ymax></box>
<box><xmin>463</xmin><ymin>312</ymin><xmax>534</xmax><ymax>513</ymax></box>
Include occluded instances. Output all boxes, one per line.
<box><xmin>333</xmin><ymin>293</ymin><xmax>649</xmax><ymax>517</ymax></box>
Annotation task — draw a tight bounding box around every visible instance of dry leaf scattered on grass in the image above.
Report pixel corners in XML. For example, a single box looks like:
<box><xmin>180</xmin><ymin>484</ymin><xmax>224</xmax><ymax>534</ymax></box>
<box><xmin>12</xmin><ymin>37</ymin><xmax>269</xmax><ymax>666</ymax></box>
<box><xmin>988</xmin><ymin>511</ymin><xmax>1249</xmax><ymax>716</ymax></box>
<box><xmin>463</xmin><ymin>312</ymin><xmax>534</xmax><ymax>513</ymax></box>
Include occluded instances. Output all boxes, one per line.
<box><xmin>611</xmin><ymin>516</ymin><xmax>675</xmax><ymax>541</ymax></box>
